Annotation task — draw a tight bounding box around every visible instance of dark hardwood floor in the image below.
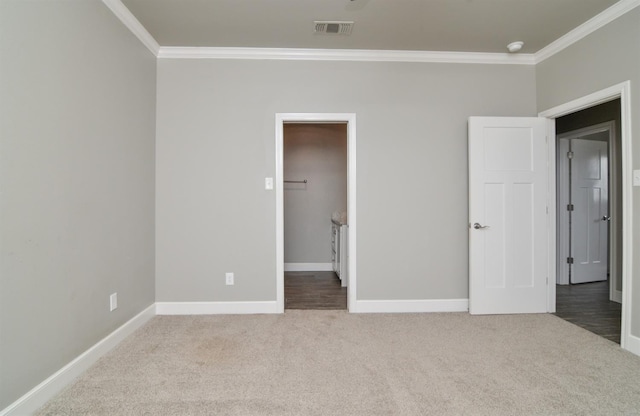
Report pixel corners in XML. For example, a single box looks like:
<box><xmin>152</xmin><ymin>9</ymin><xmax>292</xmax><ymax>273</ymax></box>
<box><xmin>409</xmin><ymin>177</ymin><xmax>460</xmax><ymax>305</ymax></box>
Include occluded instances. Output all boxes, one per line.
<box><xmin>285</xmin><ymin>271</ymin><xmax>347</xmax><ymax>310</ymax></box>
<box><xmin>554</xmin><ymin>280</ymin><xmax>621</xmax><ymax>344</ymax></box>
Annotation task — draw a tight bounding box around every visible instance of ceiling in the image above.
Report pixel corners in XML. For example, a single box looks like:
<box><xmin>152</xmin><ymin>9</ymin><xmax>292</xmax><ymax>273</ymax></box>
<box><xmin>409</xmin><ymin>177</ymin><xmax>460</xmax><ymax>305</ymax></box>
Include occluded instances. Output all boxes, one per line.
<box><xmin>120</xmin><ymin>0</ymin><xmax>621</xmax><ymax>54</ymax></box>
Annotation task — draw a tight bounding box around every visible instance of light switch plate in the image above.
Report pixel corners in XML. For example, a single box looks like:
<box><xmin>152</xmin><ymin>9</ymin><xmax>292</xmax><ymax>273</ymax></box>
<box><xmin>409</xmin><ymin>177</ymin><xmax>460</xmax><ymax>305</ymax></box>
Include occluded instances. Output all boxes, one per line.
<box><xmin>633</xmin><ymin>170</ymin><xmax>640</xmax><ymax>187</ymax></box>
<box><xmin>110</xmin><ymin>293</ymin><xmax>118</xmax><ymax>311</ymax></box>
<box><xmin>265</xmin><ymin>177</ymin><xmax>274</xmax><ymax>190</ymax></box>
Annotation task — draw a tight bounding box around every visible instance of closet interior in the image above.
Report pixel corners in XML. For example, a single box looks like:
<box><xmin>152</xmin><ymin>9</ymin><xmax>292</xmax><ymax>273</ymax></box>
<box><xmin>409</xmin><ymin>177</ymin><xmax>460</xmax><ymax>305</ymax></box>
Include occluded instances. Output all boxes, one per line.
<box><xmin>283</xmin><ymin>123</ymin><xmax>348</xmax><ymax>309</ymax></box>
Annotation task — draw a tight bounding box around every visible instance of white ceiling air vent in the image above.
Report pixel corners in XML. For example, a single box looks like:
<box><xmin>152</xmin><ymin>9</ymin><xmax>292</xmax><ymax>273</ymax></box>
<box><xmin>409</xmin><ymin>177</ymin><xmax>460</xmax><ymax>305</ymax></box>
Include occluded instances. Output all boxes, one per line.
<box><xmin>314</xmin><ymin>21</ymin><xmax>354</xmax><ymax>35</ymax></box>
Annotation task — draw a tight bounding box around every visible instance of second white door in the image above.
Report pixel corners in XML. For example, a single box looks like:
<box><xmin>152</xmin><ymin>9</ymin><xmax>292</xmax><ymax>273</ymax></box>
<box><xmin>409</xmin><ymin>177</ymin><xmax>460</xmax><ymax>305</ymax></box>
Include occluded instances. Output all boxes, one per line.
<box><xmin>570</xmin><ymin>138</ymin><xmax>609</xmax><ymax>284</ymax></box>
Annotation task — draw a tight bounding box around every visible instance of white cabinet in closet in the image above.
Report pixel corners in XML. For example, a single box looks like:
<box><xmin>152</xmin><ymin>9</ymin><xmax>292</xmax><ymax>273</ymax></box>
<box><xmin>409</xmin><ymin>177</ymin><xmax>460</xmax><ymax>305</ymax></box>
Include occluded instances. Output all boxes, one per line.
<box><xmin>331</xmin><ymin>219</ymin><xmax>348</xmax><ymax>287</ymax></box>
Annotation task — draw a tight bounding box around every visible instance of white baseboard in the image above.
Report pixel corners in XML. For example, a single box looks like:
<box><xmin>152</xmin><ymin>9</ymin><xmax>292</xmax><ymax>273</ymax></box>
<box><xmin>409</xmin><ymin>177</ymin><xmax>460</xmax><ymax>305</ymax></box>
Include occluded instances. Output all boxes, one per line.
<box><xmin>623</xmin><ymin>333</ymin><xmax>640</xmax><ymax>356</ymax></box>
<box><xmin>0</xmin><ymin>304</ymin><xmax>155</xmax><ymax>416</ymax></box>
<box><xmin>155</xmin><ymin>301</ymin><xmax>278</xmax><ymax>315</ymax></box>
<box><xmin>284</xmin><ymin>263</ymin><xmax>333</xmax><ymax>272</ymax></box>
<box><xmin>612</xmin><ymin>289</ymin><xmax>622</xmax><ymax>304</ymax></box>
<box><xmin>353</xmin><ymin>299</ymin><xmax>469</xmax><ymax>313</ymax></box>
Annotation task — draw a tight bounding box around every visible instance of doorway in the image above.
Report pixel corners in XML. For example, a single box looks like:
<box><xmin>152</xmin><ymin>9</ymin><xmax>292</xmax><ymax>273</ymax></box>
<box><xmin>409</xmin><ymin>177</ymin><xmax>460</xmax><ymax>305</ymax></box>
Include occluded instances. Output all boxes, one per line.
<box><xmin>540</xmin><ymin>82</ymin><xmax>632</xmax><ymax>349</ymax></box>
<box><xmin>554</xmin><ymin>105</ymin><xmax>622</xmax><ymax>343</ymax></box>
<box><xmin>557</xmin><ymin>118</ymin><xmax>619</xmax><ymax>288</ymax></box>
<box><xmin>275</xmin><ymin>113</ymin><xmax>357</xmax><ymax>313</ymax></box>
<box><xmin>282</xmin><ymin>123</ymin><xmax>347</xmax><ymax>310</ymax></box>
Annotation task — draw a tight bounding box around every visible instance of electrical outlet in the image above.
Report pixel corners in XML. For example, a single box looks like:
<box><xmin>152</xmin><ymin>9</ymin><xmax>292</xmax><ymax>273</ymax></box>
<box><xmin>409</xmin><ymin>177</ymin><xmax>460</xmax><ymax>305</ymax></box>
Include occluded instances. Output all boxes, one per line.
<box><xmin>225</xmin><ymin>272</ymin><xmax>234</xmax><ymax>285</ymax></box>
<box><xmin>109</xmin><ymin>293</ymin><xmax>118</xmax><ymax>311</ymax></box>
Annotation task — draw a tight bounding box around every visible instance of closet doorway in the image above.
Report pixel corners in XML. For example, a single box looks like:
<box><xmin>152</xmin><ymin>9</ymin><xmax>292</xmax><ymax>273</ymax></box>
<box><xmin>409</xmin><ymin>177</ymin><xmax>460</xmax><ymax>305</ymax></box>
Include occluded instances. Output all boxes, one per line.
<box><xmin>275</xmin><ymin>113</ymin><xmax>357</xmax><ymax>313</ymax></box>
<box><xmin>283</xmin><ymin>123</ymin><xmax>347</xmax><ymax>309</ymax></box>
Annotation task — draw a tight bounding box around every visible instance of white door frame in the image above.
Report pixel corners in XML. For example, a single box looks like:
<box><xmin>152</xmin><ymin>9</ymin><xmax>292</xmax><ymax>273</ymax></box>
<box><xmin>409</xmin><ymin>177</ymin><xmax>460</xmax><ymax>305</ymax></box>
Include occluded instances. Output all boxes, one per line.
<box><xmin>556</xmin><ymin>122</ymin><xmax>619</xmax><ymax>300</ymax></box>
<box><xmin>539</xmin><ymin>81</ymin><xmax>633</xmax><ymax>351</ymax></box>
<box><xmin>275</xmin><ymin>113</ymin><xmax>357</xmax><ymax>313</ymax></box>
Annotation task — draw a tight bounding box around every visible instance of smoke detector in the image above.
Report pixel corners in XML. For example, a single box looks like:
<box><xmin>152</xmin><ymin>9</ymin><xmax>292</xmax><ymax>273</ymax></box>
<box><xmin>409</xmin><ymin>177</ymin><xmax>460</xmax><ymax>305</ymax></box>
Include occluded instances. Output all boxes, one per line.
<box><xmin>507</xmin><ymin>41</ymin><xmax>524</xmax><ymax>53</ymax></box>
<box><xmin>314</xmin><ymin>21</ymin><xmax>354</xmax><ymax>35</ymax></box>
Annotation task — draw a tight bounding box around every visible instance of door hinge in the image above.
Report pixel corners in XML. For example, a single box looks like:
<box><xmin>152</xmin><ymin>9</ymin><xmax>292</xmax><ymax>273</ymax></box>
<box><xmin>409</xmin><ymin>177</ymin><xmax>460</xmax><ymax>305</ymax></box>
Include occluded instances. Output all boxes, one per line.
<box><xmin>567</xmin><ymin>204</ymin><xmax>574</xmax><ymax>211</ymax></box>
<box><xmin>567</xmin><ymin>151</ymin><xmax>574</xmax><ymax>159</ymax></box>
<box><xmin>567</xmin><ymin>257</ymin><xmax>574</xmax><ymax>264</ymax></box>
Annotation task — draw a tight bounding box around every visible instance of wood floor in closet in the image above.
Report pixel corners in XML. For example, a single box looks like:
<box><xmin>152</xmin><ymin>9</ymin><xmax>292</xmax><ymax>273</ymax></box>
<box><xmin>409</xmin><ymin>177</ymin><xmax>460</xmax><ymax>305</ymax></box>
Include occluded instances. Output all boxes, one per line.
<box><xmin>285</xmin><ymin>271</ymin><xmax>347</xmax><ymax>310</ymax></box>
<box><xmin>554</xmin><ymin>280</ymin><xmax>621</xmax><ymax>344</ymax></box>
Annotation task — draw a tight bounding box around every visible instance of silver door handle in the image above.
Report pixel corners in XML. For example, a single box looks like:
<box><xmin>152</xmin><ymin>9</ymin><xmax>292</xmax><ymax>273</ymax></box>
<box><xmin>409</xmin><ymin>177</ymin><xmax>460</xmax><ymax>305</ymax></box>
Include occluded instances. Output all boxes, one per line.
<box><xmin>602</xmin><ymin>215</ymin><xmax>611</xmax><ymax>221</ymax></box>
<box><xmin>472</xmin><ymin>223</ymin><xmax>490</xmax><ymax>230</ymax></box>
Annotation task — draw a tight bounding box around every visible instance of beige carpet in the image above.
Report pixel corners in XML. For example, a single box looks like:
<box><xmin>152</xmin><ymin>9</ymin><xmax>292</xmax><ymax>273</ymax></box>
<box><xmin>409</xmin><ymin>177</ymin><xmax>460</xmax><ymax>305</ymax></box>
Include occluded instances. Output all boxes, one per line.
<box><xmin>37</xmin><ymin>311</ymin><xmax>640</xmax><ymax>415</ymax></box>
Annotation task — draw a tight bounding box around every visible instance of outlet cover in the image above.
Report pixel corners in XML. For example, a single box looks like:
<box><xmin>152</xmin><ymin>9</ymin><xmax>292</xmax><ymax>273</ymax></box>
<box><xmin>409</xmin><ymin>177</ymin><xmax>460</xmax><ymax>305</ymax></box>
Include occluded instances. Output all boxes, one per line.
<box><xmin>110</xmin><ymin>293</ymin><xmax>118</xmax><ymax>311</ymax></box>
<box><xmin>225</xmin><ymin>272</ymin><xmax>234</xmax><ymax>285</ymax></box>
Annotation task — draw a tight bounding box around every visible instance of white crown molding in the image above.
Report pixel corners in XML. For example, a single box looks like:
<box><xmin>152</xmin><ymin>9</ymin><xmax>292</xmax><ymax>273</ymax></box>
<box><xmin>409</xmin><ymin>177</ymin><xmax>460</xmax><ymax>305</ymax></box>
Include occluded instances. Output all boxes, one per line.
<box><xmin>104</xmin><ymin>0</ymin><xmax>639</xmax><ymax>65</ymax></box>
<box><xmin>101</xmin><ymin>0</ymin><xmax>160</xmax><ymax>56</ymax></box>
<box><xmin>535</xmin><ymin>0</ymin><xmax>640</xmax><ymax>64</ymax></box>
<box><xmin>158</xmin><ymin>47</ymin><xmax>536</xmax><ymax>65</ymax></box>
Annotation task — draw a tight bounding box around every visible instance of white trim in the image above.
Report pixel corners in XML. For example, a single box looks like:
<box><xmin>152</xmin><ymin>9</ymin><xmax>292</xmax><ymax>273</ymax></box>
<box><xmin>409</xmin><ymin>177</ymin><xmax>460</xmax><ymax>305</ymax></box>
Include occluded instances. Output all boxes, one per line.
<box><xmin>625</xmin><ymin>334</ymin><xmax>640</xmax><ymax>356</ymax></box>
<box><xmin>158</xmin><ymin>47</ymin><xmax>535</xmax><ymax>65</ymax></box>
<box><xmin>556</xmin><ymin>137</ymin><xmax>570</xmax><ymax>286</ymax></box>
<box><xmin>619</xmin><ymin>82</ymin><xmax>634</xmax><ymax>353</ymax></box>
<box><xmin>539</xmin><ymin>84</ymin><xmax>630</xmax><ymax>119</ymax></box>
<box><xmin>608</xmin><ymin>120</ymin><xmax>621</xmax><ymax>304</ymax></box>
<box><xmin>535</xmin><ymin>0</ymin><xmax>640</xmax><ymax>64</ymax></box>
<box><xmin>546</xmin><ymin>119</ymin><xmax>558</xmax><ymax>312</ymax></box>
<box><xmin>346</xmin><ymin>118</ymin><xmax>357</xmax><ymax>311</ymax></box>
<box><xmin>354</xmin><ymin>299</ymin><xmax>469</xmax><ymax>314</ymax></box>
<box><xmin>276</xmin><ymin>113</ymin><xmax>357</xmax><ymax>313</ymax></box>
<box><xmin>101</xmin><ymin>0</ymin><xmax>160</xmax><ymax>56</ymax></box>
<box><xmin>0</xmin><ymin>304</ymin><xmax>155</xmax><ymax>416</ymax></box>
<box><xmin>155</xmin><ymin>301</ymin><xmax>278</xmax><ymax>315</ymax></box>
<box><xmin>612</xmin><ymin>289</ymin><xmax>623</xmax><ymax>304</ymax></box>
<box><xmin>284</xmin><ymin>263</ymin><xmax>333</xmax><ymax>272</ymax></box>
<box><xmin>539</xmin><ymin>81</ymin><xmax>634</xmax><ymax>354</ymax></box>
<box><xmin>275</xmin><ymin>119</ymin><xmax>285</xmax><ymax>314</ymax></box>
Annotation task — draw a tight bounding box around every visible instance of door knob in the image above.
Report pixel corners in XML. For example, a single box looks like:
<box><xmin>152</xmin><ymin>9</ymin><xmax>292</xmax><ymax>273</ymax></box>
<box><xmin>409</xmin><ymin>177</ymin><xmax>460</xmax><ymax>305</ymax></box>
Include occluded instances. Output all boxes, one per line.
<box><xmin>473</xmin><ymin>223</ymin><xmax>490</xmax><ymax>230</ymax></box>
<box><xmin>602</xmin><ymin>215</ymin><xmax>611</xmax><ymax>221</ymax></box>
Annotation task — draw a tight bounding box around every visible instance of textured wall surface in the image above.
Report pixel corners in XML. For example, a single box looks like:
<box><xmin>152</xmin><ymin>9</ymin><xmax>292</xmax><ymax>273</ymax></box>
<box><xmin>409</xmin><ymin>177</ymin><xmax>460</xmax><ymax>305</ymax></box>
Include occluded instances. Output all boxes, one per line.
<box><xmin>0</xmin><ymin>0</ymin><xmax>157</xmax><ymax>408</ymax></box>
<box><xmin>155</xmin><ymin>58</ymin><xmax>536</xmax><ymax>302</ymax></box>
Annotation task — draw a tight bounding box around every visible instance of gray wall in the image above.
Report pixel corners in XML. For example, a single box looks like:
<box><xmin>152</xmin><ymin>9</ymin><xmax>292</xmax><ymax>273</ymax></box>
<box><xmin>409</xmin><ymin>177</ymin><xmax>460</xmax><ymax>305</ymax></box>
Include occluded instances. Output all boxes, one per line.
<box><xmin>0</xmin><ymin>0</ymin><xmax>156</xmax><ymax>408</ymax></box>
<box><xmin>155</xmin><ymin>59</ymin><xmax>536</xmax><ymax>302</ymax></box>
<box><xmin>284</xmin><ymin>124</ymin><xmax>347</xmax><ymax>264</ymax></box>
<box><xmin>536</xmin><ymin>8</ymin><xmax>640</xmax><ymax>336</ymax></box>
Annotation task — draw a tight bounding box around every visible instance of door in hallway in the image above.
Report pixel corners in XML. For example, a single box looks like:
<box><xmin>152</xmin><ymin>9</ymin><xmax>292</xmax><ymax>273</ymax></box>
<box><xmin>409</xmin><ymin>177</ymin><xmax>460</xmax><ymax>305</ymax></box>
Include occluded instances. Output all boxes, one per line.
<box><xmin>570</xmin><ymin>137</ymin><xmax>609</xmax><ymax>284</ymax></box>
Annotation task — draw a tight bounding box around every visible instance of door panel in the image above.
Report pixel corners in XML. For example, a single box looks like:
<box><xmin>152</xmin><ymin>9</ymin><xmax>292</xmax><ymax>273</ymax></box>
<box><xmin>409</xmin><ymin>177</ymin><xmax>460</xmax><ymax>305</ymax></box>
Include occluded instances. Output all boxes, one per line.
<box><xmin>571</xmin><ymin>139</ymin><xmax>608</xmax><ymax>284</ymax></box>
<box><xmin>469</xmin><ymin>117</ymin><xmax>548</xmax><ymax>315</ymax></box>
<box><xmin>513</xmin><ymin>183</ymin><xmax>534</xmax><ymax>288</ymax></box>
<box><xmin>484</xmin><ymin>183</ymin><xmax>505</xmax><ymax>289</ymax></box>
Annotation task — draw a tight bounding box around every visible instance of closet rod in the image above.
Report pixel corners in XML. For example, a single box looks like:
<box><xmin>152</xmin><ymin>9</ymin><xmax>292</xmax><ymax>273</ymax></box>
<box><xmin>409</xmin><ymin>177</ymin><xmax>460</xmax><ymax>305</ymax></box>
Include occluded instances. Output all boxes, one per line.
<box><xmin>284</xmin><ymin>180</ymin><xmax>307</xmax><ymax>184</ymax></box>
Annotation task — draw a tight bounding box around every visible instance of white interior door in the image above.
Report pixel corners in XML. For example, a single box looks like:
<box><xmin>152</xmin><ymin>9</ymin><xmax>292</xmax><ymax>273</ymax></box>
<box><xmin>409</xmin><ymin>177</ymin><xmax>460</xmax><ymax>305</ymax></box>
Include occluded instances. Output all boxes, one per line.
<box><xmin>570</xmin><ymin>138</ymin><xmax>609</xmax><ymax>284</ymax></box>
<box><xmin>468</xmin><ymin>117</ymin><xmax>548</xmax><ymax>315</ymax></box>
